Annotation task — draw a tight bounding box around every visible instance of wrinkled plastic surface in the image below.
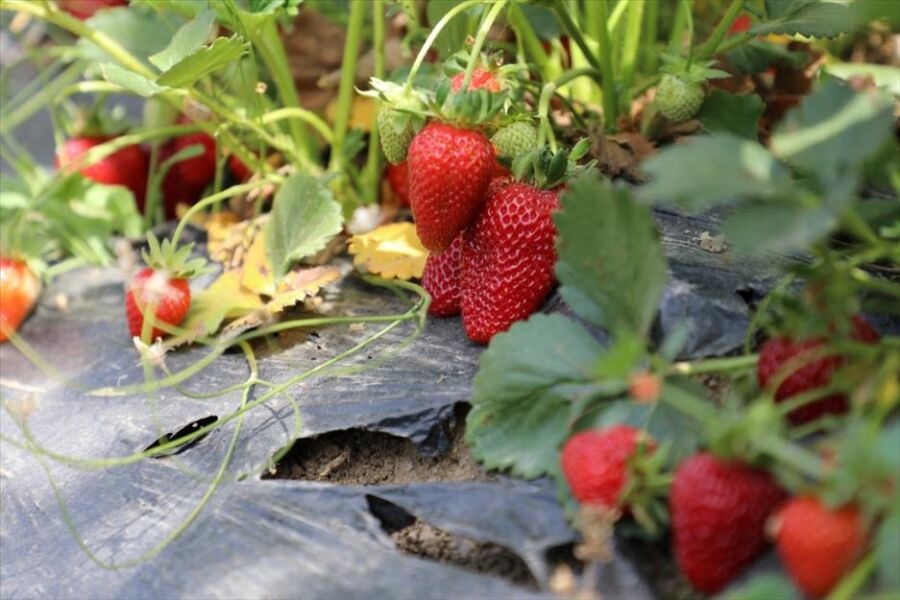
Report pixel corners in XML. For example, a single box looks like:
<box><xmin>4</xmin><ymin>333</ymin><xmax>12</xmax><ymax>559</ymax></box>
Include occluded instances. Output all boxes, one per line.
<box><xmin>4</xmin><ymin>198</ymin><xmax>899</xmax><ymax>598</ymax></box>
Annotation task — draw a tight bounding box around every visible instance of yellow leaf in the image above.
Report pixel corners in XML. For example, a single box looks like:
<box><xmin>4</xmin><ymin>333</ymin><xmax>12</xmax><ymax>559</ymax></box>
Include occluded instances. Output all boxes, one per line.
<box><xmin>221</xmin><ymin>266</ymin><xmax>341</xmax><ymax>339</ymax></box>
<box><xmin>240</xmin><ymin>230</ymin><xmax>277</xmax><ymax>296</ymax></box>
<box><xmin>347</xmin><ymin>222</ymin><xmax>428</xmax><ymax>280</ymax></box>
<box><xmin>166</xmin><ymin>270</ymin><xmax>262</xmax><ymax>347</ymax></box>
<box><xmin>326</xmin><ymin>96</ymin><xmax>376</xmax><ymax>132</ymax></box>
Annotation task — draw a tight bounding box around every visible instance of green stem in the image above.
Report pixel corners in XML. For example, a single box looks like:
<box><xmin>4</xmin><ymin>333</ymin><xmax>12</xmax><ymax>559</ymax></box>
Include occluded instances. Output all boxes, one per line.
<box><xmin>669</xmin><ymin>0</ymin><xmax>690</xmax><ymax>52</ymax></box>
<box><xmin>555</xmin><ymin>0</ymin><xmax>617</xmax><ymax>130</ymax></box>
<box><xmin>620</xmin><ymin>0</ymin><xmax>645</xmax><ymax>99</ymax></box>
<box><xmin>755</xmin><ymin>432</ymin><xmax>826</xmax><ymax>480</ymax></box>
<box><xmin>0</xmin><ymin>60</ymin><xmax>85</xmax><ymax>134</ymax></box>
<box><xmin>254</xmin><ymin>18</ymin><xmax>316</xmax><ymax>165</ymax></box>
<box><xmin>643</xmin><ymin>0</ymin><xmax>659</xmax><ymax>72</ymax></box>
<box><xmin>262</xmin><ymin>108</ymin><xmax>334</xmax><ymax>144</ymax></box>
<box><xmin>404</xmin><ymin>0</ymin><xmax>486</xmax><ymax>94</ymax></box>
<box><xmin>696</xmin><ymin>0</ymin><xmax>748</xmax><ymax>61</ymax></box>
<box><xmin>507</xmin><ymin>3</ymin><xmax>550</xmax><ymax>74</ymax></box>
<box><xmin>171</xmin><ymin>178</ymin><xmax>278</xmax><ymax>244</ymax></box>
<box><xmin>363</xmin><ymin>0</ymin><xmax>386</xmax><ymax>205</ymax></box>
<box><xmin>668</xmin><ymin>353</ymin><xmax>759</xmax><ymax>376</ymax></box>
<box><xmin>329</xmin><ymin>0</ymin><xmax>365</xmax><ymax>173</ymax></box>
<box><xmin>536</xmin><ymin>67</ymin><xmax>603</xmax><ymax>148</ymax></box>
<box><xmin>461</xmin><ymin>0</ymin><xmax>508</xmax><ymax>90</ymax></box>
<box><xmin>826</xmin><ymin>554</ymin><xmax>877</xmax><ymax>600</ymax></box>
<box><xmin>1</xmin><ymin>0</ymin><xmax>155</xmax><ymax>78</ymax></box>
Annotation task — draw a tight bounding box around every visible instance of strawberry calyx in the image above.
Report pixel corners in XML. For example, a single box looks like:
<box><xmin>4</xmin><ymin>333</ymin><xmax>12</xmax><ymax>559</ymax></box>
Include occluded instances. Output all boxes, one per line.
<box><xmin>619</xmin><ymin>435</ymin><xmax>671</xmax><ymax>535</ymax></box>
<box><xmin>141</xmin><ymin>233</ymin><xmax>208</xmax><ymax>280</ymax></box>
<box><xmin>659</xmin><ymin>53</ymin><xmax>730</xmax><ymax>85</ymax></box>
<box><xmin>59</xmin><ymin>99</ymin><xmax>130</xmax><ymax>140</ymax></box>
<box><xmin>510</xmin><ymin>140</ymin><xmax>593</xmax><ymax>190</ymax></box>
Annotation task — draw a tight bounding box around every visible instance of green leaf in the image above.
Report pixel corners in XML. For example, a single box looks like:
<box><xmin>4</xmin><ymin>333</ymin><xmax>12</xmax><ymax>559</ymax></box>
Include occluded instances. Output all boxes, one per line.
<box><xmin>149</xmin><ymin>9</ymin><xmax>217</xmax><ymax>72</ymax></box>
<box><xmin>466</xmin><ymin>314</ymin><xmax>605</xmax><ymax>478</ymax></box>
<box><xmin>723</xmin><ymin>198</ymin><xmax>847</xmax><ymax>254</ymax></box>
<box><xmin>157</xmin><ymin>36</ymin><xmax>250</xmax><ymax>88</ymax></box>
<box><xmin>638</xmin><ymin>133</ymin><xmax>790</xmax><ymax>211</ymax></box>
<box><xmin>755</xmin><ymin>0</ymin><xmax>856</xmax><ymax>38</ymax></box>
<box><xmin>76</xmin><ymin>8</ymin><xmax>175</xmax><ymax>68</ymax></box>
<box><xmin>877</xmin><ymin>512</ymin><xmax>900</xmax><ymax>589</ymax></box>
<box><xmin>265</xmin><ymin>174</ymin><xmax>343</xmax><ymax>279</ymax></box>
<box><xmin>555</xmin><ymin>174</ymin><xmax>665</xmax><ymax>335</ymax></box>
<box><xmin>825</xmin><ymin>63</ymin><xmax>900</xmax><ymax>96</ymax></box>
<box><xmin>722</xmin><ymin>574</ymin><xmax>798</xmax><ymax>600</ymax></box>
<box><xmin>248</xmin><ymin>0</ymin><xmax>303</xmax><ymax>14</ymax></box>
<box><xmin>771</xmin><ymin>81</ymin><xmax>896</xmax><ymax>191</ymax></box>
<box><xmin>726</xmin><ymin>39</ymin><xmax>807</xmax><ymax>74</ymax></box>
<box><xmin>100</xmin><ymin>63</ymin><xmax>169</xmax><ymax>97</ymax></box>
<box><xmin>697</xmin><ymin>90</ymin><xmax>764</xmax><ymax>140</ymax></box>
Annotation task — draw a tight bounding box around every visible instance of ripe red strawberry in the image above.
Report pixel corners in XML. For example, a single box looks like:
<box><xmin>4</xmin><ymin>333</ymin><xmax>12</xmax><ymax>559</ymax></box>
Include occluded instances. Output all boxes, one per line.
<box><xmin>171</xmin><ymin>116</ymin><xmax>217</xmax><ymax>188</ymax></box>
<box><xmin>561</xmin><ymin>425</ymin><xmax>654</xmax><ymax>509</ymax></box>
<box><xmin>450</xmin><ymin>68</ymin><xmax>502</xmax><ymax>93</ymax></box>
<box><xmin>728</xmin><ymin>14</ymin><xmax>753</xmax><ymax>35</ymax></box>
<box><xmin>671</xmin><ymin>453</ymin><xmax>787</xmax><ymax>593</ymax></box>
<box><xmin>462</xmin><ymin>179</ymin><xmax>558</xmax><ymax>343</ymax></box>
<box><xmin>229</xmin><ymin>155</ymin><xmax>253</xmax><ymax>183</ymax></box>
<box><xmin>773</xmin><ymin>497</ymin><xmax>866</xmax><ymax>598</ymax></box>
<box><xmin>0</xmin><ymin>258</ymin><xmax>40</xmax><ymax>343</ymax></box>
<box><xmin>159</xmin><ymin>144</ymin><xmax>205</xmax><ymax>220</ymax></box>
<box><xmin>422</xmin><ymin>235</ymin><xmax>463</xmax><ymax>317</ymax></box>
<box><xmin>58</xmin><ymin>0</ymin><xmax>127</xmax><ymax>20</ymax></box>
<box><xmin>385</xmin><ymin>161</ymin><xmax>410</xmax><ymax>206</ymax></box>
<box><xmin>406</xmin><ymin>122</ymin><xmax>495</xmax><ymax>252</ymax></box>
<box><xmin>757</xmin><ymin>316</ymin><xmax>880</xmax><ymax>425</ymax></box>
<box><xmin>125</xmin><ymin>267</ymin><xmax>191</xmax><ymax>340</ymax></box>
<box><xmin>57</xmin><ymin>136</ymin><xmax>149</xmax><ymax>211</ymax></box>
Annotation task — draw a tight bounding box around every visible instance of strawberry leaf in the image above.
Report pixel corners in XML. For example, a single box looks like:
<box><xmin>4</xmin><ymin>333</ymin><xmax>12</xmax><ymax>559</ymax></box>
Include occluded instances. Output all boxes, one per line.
<box><xmin>100</xmin><ymin>64</ymin><xmax>169</xmax><ymax>97</ymax></box>
<box><xmin>770</xmin><ymin>81</ymin><xmax>895</xmax><ymax>194</ymax></box>
<box><xmin>754</xmin><ymin>0</ymin><xmax>856</xmax><ymax>38</ymax></box>
<box><xmin>149</xmin><ymin>9</ymin><xmax>218</xmax><ymax>72</ymax></box>
<box><xmin>157</xmin><ymin>36</ymin><xmax>250</xmax><ymax>88</ymax></box>
<box><xmin>697</xmin><ymin>90</ymin><xmax>764</xmax><ymax>140</ymax></box>
<box><xmin>75</xmin><ymin>7</ymin><xmax>174</xmax><ymax>68</ymax></box>
<box><xmin>876</xmin><ymin>511</ymin><xmax>900</xmax><ymax>589</ymax></box>
<box><xmin>466</xmin><ymin>314</ymin><xmax>606</xmax><ymax>478</ymax></box>
<box><xmin>555</xmin><ymin>174</ymin><xmax>666</xmax><ymax>337</ymax></box>
<box><xmin>264</xmin><ymin>173</ymin><xmax>344</xmax><ymax>280</ymax></box>
<box><xmin>638</xmin><ymin>134</ymin><xmax>790</xmax><ymax>211</ymax></box>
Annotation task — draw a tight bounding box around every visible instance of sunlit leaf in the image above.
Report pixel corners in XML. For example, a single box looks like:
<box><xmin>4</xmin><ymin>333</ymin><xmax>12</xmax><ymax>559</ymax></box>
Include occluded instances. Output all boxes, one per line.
<box><xmin>347</xmin><ymin>222</ymin><xmax>428</xmax><ymax>281</ymax></box>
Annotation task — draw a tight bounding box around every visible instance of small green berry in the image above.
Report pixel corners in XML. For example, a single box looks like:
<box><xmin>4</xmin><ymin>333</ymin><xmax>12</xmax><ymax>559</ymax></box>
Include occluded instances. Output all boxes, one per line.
<box><xmin>490</xmin><ymin>121</ymin><xmax>538</xmax><ymax>159</ymax></box>
<box><xmin>378</xmin><ymin>106</ymin><xmax>416</xmax><ymax>165</ymax></box>
<box><xmin>656</xmin><ymin>74</ymin><xmax>705</xmax><ymax>123</ymax></box>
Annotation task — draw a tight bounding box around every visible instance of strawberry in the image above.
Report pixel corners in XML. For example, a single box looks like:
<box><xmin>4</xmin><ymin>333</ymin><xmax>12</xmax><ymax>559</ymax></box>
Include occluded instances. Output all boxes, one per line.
<box><xmin>406</xmin><ymin>121</ymin><xmax>495</xmax><ymax>252</ymax></box>
<box><xmin>757</xmin><ymin>316</ymin><xmax>880</xmax><ymax>425</ymax></box>
<box><xmin>490</xmin><ymin>121</ymin><xmax>538</xmax><ymax>160</ymax></box>
<box><xmin>0</xmin><ymin>258</ymin><xmax>40</xmax><ymax>343</ymax></box>
<box><xmin>385</xmin><ymin>161</ymin><xmax>410</xmax><ymax>206</ymax></box>
<box><xmin>561</xmin><ymin>425</ymin><xmax>655</xmax><ymax>509</ymax></box>
<box><xmin>125</xmin><ymin>268</ymin><xmax>191</xmax><ymax>340</ymax></box>
<box><xmin>461</xmin><ymin>178</ymin><xmax>558</xmax><ymax>343</ymax></box>
<box><xmin>58</xmin><ymin>0</ymin><xmax>127</xmax><ymax>20</ymax></box>
<box><xmin>125</xmin><ymin>235</ymin><xmax>205</xmax><ymax>340</ymax></box>
<box><xmin>57</xmin><ymin>136</ymin><xmax>149</xmax><ymax>212</ymax></box>
<box><xmin>422</xmin><ymin>235</ymin><xmax>463</xmax><ymax>317</ymax></box>
<box><xmin>656</xmin><ymin>74</ymin><xmax>705</xmax><ymax>123</ymax></box>
<box><xmin>159</xmin><ymin>144</ymin><xmax>205</xmax><ymax>220</ymax></box>
<box><xmin>229</xmin><ymin>154</ymin><xmax>253</xmax><ymax>183</ymax></box>
<box><xmin>450</xmin><ymin>68</ymin><xmax>502</xmax><ymax>93</ymax></box>
<box><xmin>728</xmin><ymin>14</ymin><xmax>753</xmax><ymax>35</ymax></box>
<box><xmin>378</xmin><ymin>106</ymin><xmax>418</xmax><ymax>165</ymax></box>
<box><xmin>671</xmin><ymin>453</ymin><xmax>787</xmax><ymax>593</ymax></box>
<box><xmin>170</xmin><ymin>116</ymin><xmax>217</xmax><ymax>188</ymax></box>
<box><xmin>773</xmin><ymin>497</ymin><xmax>866</xmax><ymax>598</ymax></box>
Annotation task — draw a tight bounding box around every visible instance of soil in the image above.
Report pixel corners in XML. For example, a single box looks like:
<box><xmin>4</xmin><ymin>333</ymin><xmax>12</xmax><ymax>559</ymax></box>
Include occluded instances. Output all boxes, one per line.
<box><xmin>265</xmin><ymin>406</ymin><xmax>493</xmax><ymax>485</ymax></box>
<box><xmin>389</xmin><ymin>519</ymin><xmax>537</xmax><ymax>589</ymax></box>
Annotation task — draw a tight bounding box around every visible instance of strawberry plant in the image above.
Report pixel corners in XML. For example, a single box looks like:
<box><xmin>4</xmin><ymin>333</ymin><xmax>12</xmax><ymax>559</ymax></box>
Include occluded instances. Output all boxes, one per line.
<box><xmin>0</xmin><ymin>0</ymin><xmax>897</xmax><ymax>596</ymax></box>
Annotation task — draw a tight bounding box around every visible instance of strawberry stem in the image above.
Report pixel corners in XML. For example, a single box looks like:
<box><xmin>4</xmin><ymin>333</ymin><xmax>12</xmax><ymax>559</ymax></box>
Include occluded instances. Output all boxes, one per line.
<box><xmin>403</xmin><ymin>0</ymin><xmax>486</xmax><ymax>95</ymax></box>
<box><xmin>695</xmin><ymin>0</ymin><xmax>748</xmax><ymax>61</ymax></box>
<box><xmin>668</xmin><ymin>353</ymin><xmax>758</xmax><ymax>375</ymax></box>
<box><xmin>460</xmin><ymin>0</ymin><xmax>508</xmax><ymax>90</ymax></box>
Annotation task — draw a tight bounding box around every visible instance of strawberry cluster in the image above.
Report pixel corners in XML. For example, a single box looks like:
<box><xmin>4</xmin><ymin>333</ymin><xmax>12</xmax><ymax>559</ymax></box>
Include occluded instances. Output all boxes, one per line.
<box><xmin>372</xmin><ymin>66</ymin><xmax>567</xmax><ymax>344</ymax></box>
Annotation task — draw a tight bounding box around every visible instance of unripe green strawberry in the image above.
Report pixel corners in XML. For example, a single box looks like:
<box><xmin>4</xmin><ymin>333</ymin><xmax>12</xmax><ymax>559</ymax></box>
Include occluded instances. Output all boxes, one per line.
<box><xmin>656</xmin><ymin>74</ymin><xmax>704</xmax><ymax>123</ymax></box>
<box><xmin>378</xmin><ymin>106</ymin><xmax>416</xmax><ymax>165</ymax></box>
<box><xmin>490</xmin><ymin>121</ymin><xmax>538</xmax><ymax>159</ymax></box>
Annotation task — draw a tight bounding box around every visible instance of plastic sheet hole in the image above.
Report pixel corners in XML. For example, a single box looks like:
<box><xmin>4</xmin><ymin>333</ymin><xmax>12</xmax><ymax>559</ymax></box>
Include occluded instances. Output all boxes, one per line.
<box><xmin>143</xmin><ymin>415</ymin><xmax>218</xmax><ymax>458</ymax></box>
<box><xmin>366</xmin><ymin>495</ymin><xmax>538</xmax><ymax>589</ymax></box>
